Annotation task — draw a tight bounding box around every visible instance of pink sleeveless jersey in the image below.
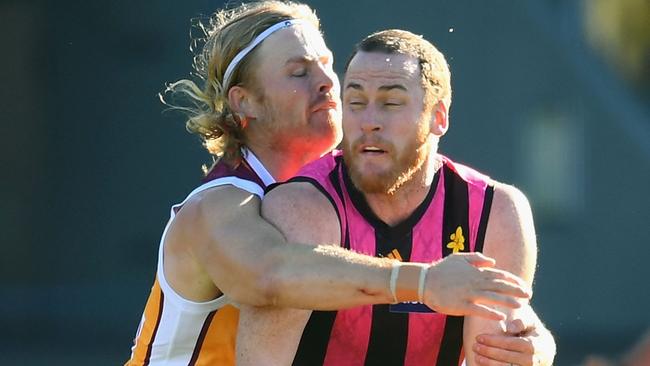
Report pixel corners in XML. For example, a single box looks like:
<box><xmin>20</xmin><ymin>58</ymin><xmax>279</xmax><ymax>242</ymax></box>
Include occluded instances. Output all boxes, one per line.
<box><xmin>286</xmin><ymin>150</ymin><xmax>494</xmax><ymax>366</ymax></box>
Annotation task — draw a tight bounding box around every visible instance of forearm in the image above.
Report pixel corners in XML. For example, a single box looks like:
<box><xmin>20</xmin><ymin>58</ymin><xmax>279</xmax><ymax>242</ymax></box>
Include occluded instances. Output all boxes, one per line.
<box><xmin>465</xmin><ymin>183</ymin><xmax>546</xmax><ymax>365</ymax></box>
<box><xmin>464</xmin><ymin>306</ymin><xmax>513</xmax><ymax>366</ymax></box>
<box><xmin>468</xmin><ymin>307</ymin><xmax>556</xmax><ymax>366</ymax></box>
<box><xmin>255</xmin><ymin>183</ymin><xmax>395</xmax><ymax>309</ymax></box>
<box><xmin>259</xmin><ymin>243</ymin><xmax>395</xmax><ymax>309</ymax></box>
<box><xmin>195</xmin><ymin>187</ymin><xmax>397</xmax><ymax>308</ymax></box>
<box><xmin>254</xmin><ymin>183</ymin><xmax>526</xmax><ymax>313</ymax></box>
<box><xmin>532</xmin><ymin>318</ymin><xmax>556</xmax><ymax>366</ymax></box>
<box><xmin>237</xmin><ymin>304</ymin><xmax>310</xmax><ymax>366</ymax></box>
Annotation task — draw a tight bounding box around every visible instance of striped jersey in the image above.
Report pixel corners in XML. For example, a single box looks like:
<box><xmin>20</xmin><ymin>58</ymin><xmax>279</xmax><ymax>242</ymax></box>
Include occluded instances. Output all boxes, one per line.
<box><xmin>126</xmin><ymin>149</ymin><xmax>275</xmax><ymax>366</ymax></box>
<box><xmin>288</xmin><ymin>151</ymin><xmax>494</xmax><ymax>366</ymax></box>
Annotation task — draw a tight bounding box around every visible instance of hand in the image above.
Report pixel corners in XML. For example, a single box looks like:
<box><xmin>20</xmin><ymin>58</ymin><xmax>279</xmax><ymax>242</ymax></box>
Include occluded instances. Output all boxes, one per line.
<box><xmin>423</xmin><ymin>252</ymin><xmax>532</xmax><ymax>320</ymax></box>
<box><xmin>473</xmin><ymin>304</ymin><xmax>556</xmax><ymax>366</ymax></box>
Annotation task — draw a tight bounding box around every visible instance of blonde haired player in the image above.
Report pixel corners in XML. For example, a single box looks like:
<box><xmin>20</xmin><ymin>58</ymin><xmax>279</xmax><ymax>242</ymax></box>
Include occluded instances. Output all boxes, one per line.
<box><xmin>126</xmin><ymin>2</ymin><xmax>534</xmax><ymax>365</ymax></box>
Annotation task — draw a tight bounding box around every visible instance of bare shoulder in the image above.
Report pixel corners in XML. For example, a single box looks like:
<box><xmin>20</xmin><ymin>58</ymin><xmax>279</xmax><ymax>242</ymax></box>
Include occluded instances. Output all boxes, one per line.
<box><xmin>170</xmin><ymin>184</ymin><xmax>265</xmax><ymax>252</ymax></box>
<box><xmin>264</xmin><ymin>181</ymin><xmax>335</xmax><ymax>216</ymax></box>
<box><xmin>484</xmin><ymin>182</ymin><xmax>537</xmax><ymax>282</ymax></box>
<box><xmin>263</xmin><ymin>182</ymin><xmax>341</xmax><ymax>246</ymax></box>
<box><xmin>192</xmin><ymin>184</ymin><xmax>262</xmax><ymax>216</ymax></box>
<box><xmin>490</xmin><ymin>183</ymin><xmax>534</xmax><ymax>229</ymax></box>
<box><xmin>163</xmin><ymin>184</ymin><xmax>270</xmax><ymax>302</ymax></box>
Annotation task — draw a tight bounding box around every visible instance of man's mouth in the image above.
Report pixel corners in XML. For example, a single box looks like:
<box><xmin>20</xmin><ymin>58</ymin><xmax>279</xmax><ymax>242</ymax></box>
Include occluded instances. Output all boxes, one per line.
<box><xmin>312</xmin><ymin>99</ymin><xmax>339</xmax><ymax>113</ymax></box>
<box><xmin>361</xmin><ymin>145</ymin><xmax>386</xmax><ymax>154</ymax></box>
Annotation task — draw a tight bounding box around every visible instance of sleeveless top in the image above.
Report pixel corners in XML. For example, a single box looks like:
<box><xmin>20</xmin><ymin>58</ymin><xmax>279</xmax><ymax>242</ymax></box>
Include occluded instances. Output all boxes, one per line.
<box><xmin>286</xmin><ymin>151</ymin><xmax>494</xmax><ymax>366</ymax></box>
<box><xmin>126</xmin><ymin>149</ymin><xmax>274</xmax><ymax>366</ymax></box>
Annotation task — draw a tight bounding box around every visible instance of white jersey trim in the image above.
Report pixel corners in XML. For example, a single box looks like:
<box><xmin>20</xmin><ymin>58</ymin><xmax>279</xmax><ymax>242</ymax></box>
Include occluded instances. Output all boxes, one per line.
<box><xmin>156</xmin><ymin>151</ymin><xmax>276</xmax><ymax>312</ymax></box>
<box><xmin>243</xmin><ymin>148</ymin><xmax>275</xmax><ymax>187</ymax></box>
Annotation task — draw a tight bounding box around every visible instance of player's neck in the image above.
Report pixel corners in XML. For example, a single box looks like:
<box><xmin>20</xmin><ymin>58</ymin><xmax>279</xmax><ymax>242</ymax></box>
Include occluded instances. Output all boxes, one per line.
<box><xmin>364</xmin><ymin>153</ymin><xmax>442</xmax><ymax>227</ymax></box>
<box><xmin>246</xmin><ymin>143</ymin><xmax>317</xmax><ymax>182</ymax></box>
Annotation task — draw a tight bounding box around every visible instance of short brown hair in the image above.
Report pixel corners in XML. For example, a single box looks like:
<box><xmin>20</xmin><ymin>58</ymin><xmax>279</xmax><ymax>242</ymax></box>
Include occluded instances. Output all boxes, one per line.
<box><xmin>345</xmin><ymin>29</ymin><xmax>452</xmax><ymax>110</ymax></box>
<box><xmin>164</xmin><ymin>1</ymin><xmax>319</xmax><ymax>166</ymax></box>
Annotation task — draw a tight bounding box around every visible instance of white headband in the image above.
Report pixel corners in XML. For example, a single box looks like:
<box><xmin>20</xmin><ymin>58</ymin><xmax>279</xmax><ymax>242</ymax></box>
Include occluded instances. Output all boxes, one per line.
<box><xmin>222</xmin><ymin>19</ymin><xmax>308</xmax><ymax>91</ymax></box>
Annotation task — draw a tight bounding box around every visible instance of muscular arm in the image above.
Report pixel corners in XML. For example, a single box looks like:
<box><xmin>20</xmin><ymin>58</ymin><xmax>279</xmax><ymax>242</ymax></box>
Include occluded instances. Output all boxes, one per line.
<box><xmin>235</xmin><ymin>182</ymin><xmax>535</xmax><ymax>365</ymax></box>
<box><xmin>463</xmin><ymin>183</ymin><xmax>555</xmax><ymax>366</ymax></box>
<box><xmin>237</xmin><ymin>182</ymin><xmax>341</xmax><ymax>365</ymax></box>
<box><xmin>168</xmin><ymin>184</ymin><xmax>394</xmax><ymax>308</ymax></box>
<box><xmin>169</xmin><ymin>182</ymin><xmax>530</xmax><ymax>312</ymax></box>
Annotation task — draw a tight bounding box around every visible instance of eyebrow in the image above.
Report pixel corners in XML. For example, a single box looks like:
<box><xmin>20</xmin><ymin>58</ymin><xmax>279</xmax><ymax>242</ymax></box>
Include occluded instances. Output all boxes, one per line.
<box><xmin>378</xmin><ymin>84</ymin><xmax>407</xmax><ymax>92</ymax></box>
<box><xmin>285</xmin><ymin>56</ymin><xmax>313</xmax><ymax>65</ymax></box>
<box><xmin>345</xmin><ymin>82</ymin><xmax>363</xmax><ymax>91</ymax></box>
<box><xmin>345</xmin><ymin>82</ymin><xmax>408</xmax><ymax>92</ymax></box>
<box><xmin>285</xmin><ymin>51</ymin><xmax>333</xmax><ymax>66</ymax></box>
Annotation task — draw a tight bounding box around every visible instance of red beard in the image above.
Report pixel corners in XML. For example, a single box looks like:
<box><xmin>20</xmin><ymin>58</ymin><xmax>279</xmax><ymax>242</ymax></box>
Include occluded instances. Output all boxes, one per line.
<box><xmin>343</xmin><ymin>131</ymin><xmax>430</xmax><ymax>195</ymax></box>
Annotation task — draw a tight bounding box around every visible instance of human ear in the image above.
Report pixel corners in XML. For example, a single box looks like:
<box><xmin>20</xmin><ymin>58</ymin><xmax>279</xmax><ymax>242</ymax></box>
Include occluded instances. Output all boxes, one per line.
<box><xmin>228</xmin><ymin>86</ymin><xmax>258</xmax><ymax>120</ymax></box>
<box><xmin>431</xmin><ymin>101</ymin><xmax>448</xmax><ymax>137</ymax></box>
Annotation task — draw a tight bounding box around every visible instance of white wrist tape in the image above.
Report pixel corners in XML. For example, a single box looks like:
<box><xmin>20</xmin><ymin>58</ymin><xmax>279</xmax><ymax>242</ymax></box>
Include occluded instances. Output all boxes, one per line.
<box><xmin>418</xmin><ymin>265</ymin><xmax>428</xmax><ymax>303</ymax></box>
<box><xmin>389</xmin><ymin>261</ymin><xmax>402</xmax><ymax>304</ymax></box>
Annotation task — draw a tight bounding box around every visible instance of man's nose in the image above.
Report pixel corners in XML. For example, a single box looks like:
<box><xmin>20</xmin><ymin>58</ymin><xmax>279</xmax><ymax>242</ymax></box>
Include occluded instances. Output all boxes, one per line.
<box><xmin>315</xmin><ymin>64</ymin><xmax>337</xmax><ymax>94</ymax></box>
<box><xmin>359</xmin><ymin>107</ymin><xmax>382</xmax><ymax>133</ymax></box>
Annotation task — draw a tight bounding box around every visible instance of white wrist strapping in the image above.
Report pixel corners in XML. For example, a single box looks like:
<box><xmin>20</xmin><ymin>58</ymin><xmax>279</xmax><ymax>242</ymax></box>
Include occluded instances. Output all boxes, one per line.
<box><xmin>417</xmin><ymin>265</ymin><xmax>428</xmax><ymax>303</ymax></box>
<box><xmin>389</xmin><ymin>261</ymin><xmax>402</xmax><ymax>304</ymax></box>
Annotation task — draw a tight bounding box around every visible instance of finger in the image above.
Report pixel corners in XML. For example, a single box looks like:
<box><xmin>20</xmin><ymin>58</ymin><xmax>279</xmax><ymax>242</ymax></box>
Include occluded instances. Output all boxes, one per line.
<box><xmin>459</xmin><ymin>252</ymin><xmax>496</xmax><ymax>267</ymax></box>
<box><xmin>476</xmin><ymin>334</ymin><xmax>534</xmax><ymax>354</ymax></box>
<box><xmin>480</xmin><ymin>270</ymin><xmax>531</xmax><ymax>295</ymax></box>
<box><xmin>465</xmin><ymin>302</ymin><xmax>507</xmax><ymax>321</ymax></box>
<box><xmin>473</xmin><ymin>291</ymin><xmax>524</xmax><ymax>309</ymax></box>
<box><xmin>482</xmin><ymin>278</ymin><xmax>531</xmax><ymax>299</ymax></box>
<box><xmin>505</xmin><ymin>318</ymin><xmax>527</xmax><ymax>334</ymax></box>
<box><xmin>509</xmin><ymin>305</ymin><xmax>538</xmax><ymax>334</ymax></box>
<box><xmin>474</xmin><ymin>343</ymin><xmax>532</xmax><ymax>366</ymax></box>
<box><xmin>481</xmin><ymin>268</ymin><xmax>532</xmax><ymax>293</ymax></box>
<box><xmin>475</xmin><ymin>354</ymin><xmax>519</xmax><ymax>366</ymax></box>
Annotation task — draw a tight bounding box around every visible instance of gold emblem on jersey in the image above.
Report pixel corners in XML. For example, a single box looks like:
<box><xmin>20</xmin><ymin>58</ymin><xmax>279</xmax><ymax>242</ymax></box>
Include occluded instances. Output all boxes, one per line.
<box><xmin>447</xmin><ymin>226</ymin><xmax>465</xmax><ymax>253</ymax></box>
<box><xmin>386</xmin><ymin>248</ymin><xmax>403</xmax><ymax>261</ymax></box>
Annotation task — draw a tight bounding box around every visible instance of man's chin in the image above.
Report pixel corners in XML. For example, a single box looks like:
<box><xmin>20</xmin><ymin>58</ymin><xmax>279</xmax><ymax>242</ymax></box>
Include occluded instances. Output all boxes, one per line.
<box><xmin>310</xmin><ymin>117</ymin><xmax>340</xmax><ymax>139</ymax></box>
<box><xmin>349</xmin><ymin>169</ymin><xmax>395</xmax><ymax>195</ymax></box>
<box><xmin>310</xmin><ymin>110</ymin><xmax>340</xmax><ymax>126</ymax></box>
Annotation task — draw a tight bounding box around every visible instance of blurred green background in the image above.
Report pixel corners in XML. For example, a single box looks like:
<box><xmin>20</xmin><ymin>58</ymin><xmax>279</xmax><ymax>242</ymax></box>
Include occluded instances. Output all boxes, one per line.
<box><xmin>1</xmin><ymin>0</ymin><xmax>648</xmax><ymax>364</ymax></box>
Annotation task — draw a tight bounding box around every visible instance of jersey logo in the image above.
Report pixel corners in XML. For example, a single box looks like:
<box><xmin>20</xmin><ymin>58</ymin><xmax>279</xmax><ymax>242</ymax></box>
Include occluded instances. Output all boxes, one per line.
<box><xmin>386</xmin><ymin>248</ymin><xmax>403</xmax><ymax>261</ymax></box>
<box><xmin>446</xmin><ymin>226</ymin><xmax>465</xmax><ymax>253</ymax></box>
<box><xmin>389</xmin><ymin>301</ymin><xmax>435</xmax><ymax>314</ymax></box>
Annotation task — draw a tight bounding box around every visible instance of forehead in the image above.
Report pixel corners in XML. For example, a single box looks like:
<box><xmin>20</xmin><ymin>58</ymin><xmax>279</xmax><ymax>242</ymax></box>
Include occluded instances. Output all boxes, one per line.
<box><xmin>256</xmin><ymin>24</ymin><xmax>331</xmax><ymax>65</ymax></box>
<box><xmin>344</xmin><ymin>51</ymin><xmax>421</xmax><ymax>89</ymax></box>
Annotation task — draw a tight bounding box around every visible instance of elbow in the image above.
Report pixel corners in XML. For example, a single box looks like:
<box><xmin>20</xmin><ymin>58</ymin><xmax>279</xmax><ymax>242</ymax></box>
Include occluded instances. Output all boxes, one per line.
<box><xmin>253</xmin><ymin>269</ymin><xmax>282</xmax><ymax>307</ymax></box>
